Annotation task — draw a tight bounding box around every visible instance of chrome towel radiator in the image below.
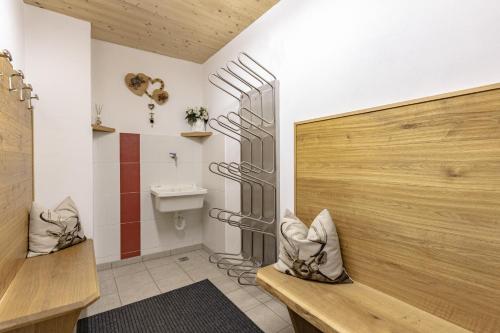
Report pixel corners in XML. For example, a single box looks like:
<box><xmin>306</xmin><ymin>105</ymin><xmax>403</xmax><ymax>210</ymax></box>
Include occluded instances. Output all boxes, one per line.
<box><xmin>207</xmin><ymin>52</ymin><xmax>279</xmax><ymax>285</ymax></box>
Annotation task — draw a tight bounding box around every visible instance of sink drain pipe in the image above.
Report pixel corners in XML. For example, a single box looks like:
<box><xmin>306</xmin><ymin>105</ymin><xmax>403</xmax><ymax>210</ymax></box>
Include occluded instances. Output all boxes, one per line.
<box><xmin>173</xmin><ymin>212</ymin><xmax>186</xmax><ymax>231</ymax></box>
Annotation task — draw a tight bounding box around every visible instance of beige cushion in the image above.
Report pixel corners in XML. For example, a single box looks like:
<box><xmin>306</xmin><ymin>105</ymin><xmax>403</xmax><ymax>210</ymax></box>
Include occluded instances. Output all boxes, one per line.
<box><xmin>28</xmin><ymin>197</ymin><xmax>86</xmax><ymax>257</ymax></box>
<box><xmin>274</xmin><ymin>209</ymin><xmax>351</xmax><ymax>283</ymax></box>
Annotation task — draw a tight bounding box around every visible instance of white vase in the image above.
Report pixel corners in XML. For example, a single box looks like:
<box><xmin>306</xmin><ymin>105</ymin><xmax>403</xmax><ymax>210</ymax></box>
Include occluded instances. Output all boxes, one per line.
<box><xmin>191</xmin><ymin>119</ymin><xmax>205</xmax><ymax>132</ymax></box>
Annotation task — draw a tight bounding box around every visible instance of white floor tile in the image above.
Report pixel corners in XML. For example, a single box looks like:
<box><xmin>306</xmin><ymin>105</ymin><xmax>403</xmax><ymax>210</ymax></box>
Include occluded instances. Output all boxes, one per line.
<box><xmin>112</xmin><ymin>262</ymin><xmax>146</xmax><ymax>278</ymax></box>
<box><xmin>82</xmin><ymin>293</ymin><xmax>121</xmax><ymax>317</ymax></box>
<box><xmin>147</xmin><ymin>262</ymin><xmax>184</xmax><ymax>281</ymax></box>
<box><xmin>277</xmin><ymin>325</ymin><xmax>294</xmax><ymax>333</ymax></box>
<box><xmin>119</xmin><ymin>281</ymin><xmax>160</xmax><ymax>305</ymax></box>
<box><xmin>99</xmin><ymin>277</ymin><xmax>118</xmax><ymax>296</ymax></box>
<box><xmin>208</xmin><ymin>275</ymin><xmax>241</xmax><ymax>295</ymax></box>
<box><xmin>186</xmin><ymin>266</ymin><xmax>224</xmax><ymax>282</ymax></box>
<box><xmin>115</xmin><ymin>270</ymin><xmax>154</xmax><ymax>293</ymax></box>
<box><xmin>242</xmin><ymin>285</ymin><xmax>273</xmax><ymax>303</ymax></box>
<box><xmin>144</xmin><ymin>256</ymin><xmax>176</xmax><ymax>269</ymax></box>
<box><xmin>225</xmin><ymin>288</ymin><xmax>261</xmax><ymax>312</ymax></box>
<box><xmin>155</xmin><ymin>274</ymin><xmax>194</xmax><ymax>293</ymax></box>
<box><xmin>265</xmin><ymin>299</ymin><xmax>291</xmax><ymax>323</ymax></box>
<box><xmin>98</xmin><ymin>269</ymin><xmax>114</xmax><ymax>281</ymax></box>
<box><xmin>245</xmin><ymin>304</ymin><xmax>290</xmax><ymax>333</ymax></box>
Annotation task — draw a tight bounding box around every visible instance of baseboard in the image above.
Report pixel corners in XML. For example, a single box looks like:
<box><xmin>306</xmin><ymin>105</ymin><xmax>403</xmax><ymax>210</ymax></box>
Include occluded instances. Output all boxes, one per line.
<box><xmin>96</xmin><ymin>243</ymin><xmax>203</xmax><ymax>271</ymax></box>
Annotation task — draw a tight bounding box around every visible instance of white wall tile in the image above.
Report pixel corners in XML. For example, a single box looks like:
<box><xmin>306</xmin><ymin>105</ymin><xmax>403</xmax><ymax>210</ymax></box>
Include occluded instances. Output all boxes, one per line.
<box><xmin>141</xmin><ymin>247</ymin><xmax>163</xmax><ymax>256</ymax></box>
<box><xmin>141</xmin><ymin>220</ymin><xmax>161</xmax><ymax>251</ymax></box>
<box><xmin>177</xmin><ymin>138</ymin><xmax>202</xmax><ymax>163</ymax></box>
<box><xmin>141</xmin><ymin>135</ymin><xmax>203</xmax><ymax>164</ymax></box>
<box><xmin>91</xmin><ymin>39</ymin><xmax>207</xmax><ymax>261</ymax></box>
<box><xmin>96</xmin><ymin>254</ymin><xmax>121</xmax><ymax>265</ymax></box>
<box><xmin>201</xmin><ymin>189</ymin><xmax>226</xmax><ymax>252</ymax></box>
<box><xmin>177</xmin><ymin>162</ymin><xmax>203</xmax><ymax>186</ymax></box>
<box><xmin>200</xmin><ymin>134</ymin><xmax>227</xmax><ymax>253</ymax></box>
<box><xmin>140</xmin><ymin>135</ymin><xmax>174</xmax><ymax>163</ymax></box>
<box><xmin>141</xmin><ymin>191</ymin><xmax>155</xmax><ymax>221</ymax></box>
<box><xmin>93</xmin><ymin>162</ymin><xmax>120</xmax><ymax>229</ymax></box>
<box><xmin>93</xmin><ymin>132</ymin><xmax>119</xmax><ymax>163</ymax></box>
<box><xmin>93</xmin><ymin>191</ymin><xmax>119</xmax><ymax>228</ymax></box>
<box><xmin>141</xmin><ymin>162</ymin><xmax>178</xmax><ymax>191</ymax></box>
<box><xmin>93</xmin><ymin>162</ymin><xmax>120</xmax><ymax>195</ymax></box>
<box><xmin>93</xmin><ymin>132</ymin><xmax>207</xmax><ymax>262</ymax></box>
<box><xmin>94</xmin><ymin>225</ymin><xmax>120</xmax><ymax>259</ymax></box>
<box><xmin>201</xmin><ymin>161</ymin><xmax>225</xmax><ymax>192</ymax></box>
<box><xmin>142</xmin><ymin>210</ymin><xmax>202</xmax><ymax>253</ymax></box>
<box><xmin>202</xmin><ymin>135</ymin><xmax>225</xmax><ymax>163</ymax></box>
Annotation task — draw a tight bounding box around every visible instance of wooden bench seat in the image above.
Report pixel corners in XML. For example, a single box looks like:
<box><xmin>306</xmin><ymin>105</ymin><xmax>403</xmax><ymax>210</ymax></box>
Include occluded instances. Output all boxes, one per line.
<box><xmin>0</xmin><ymin>240</ymin><xmax>100</xmax><ymax>333</ymax></box>
<box><xmin>257</xmin><ymin>266</ymin><xmax>471</xmax><ymax>333</ymax></box>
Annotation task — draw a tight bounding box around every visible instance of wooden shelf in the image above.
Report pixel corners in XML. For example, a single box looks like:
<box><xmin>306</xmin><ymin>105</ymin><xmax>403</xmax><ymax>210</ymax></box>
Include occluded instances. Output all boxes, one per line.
<box><xmin>92</xmin><ymin>124</ymin><xmax>115</xmax><ymax>133</ymax></box>
<box><xmin>181</xmin><ymin>131</ymin><xmax>213</xmax><ymax>138</ymax></box>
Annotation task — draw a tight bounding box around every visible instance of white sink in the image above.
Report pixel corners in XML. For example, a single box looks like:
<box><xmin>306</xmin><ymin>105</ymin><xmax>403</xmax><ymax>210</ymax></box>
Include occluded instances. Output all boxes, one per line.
<box><xmin>150</xmin><ymin>184</ymin><xmax>208</xmax><ymax>213</ymax></box>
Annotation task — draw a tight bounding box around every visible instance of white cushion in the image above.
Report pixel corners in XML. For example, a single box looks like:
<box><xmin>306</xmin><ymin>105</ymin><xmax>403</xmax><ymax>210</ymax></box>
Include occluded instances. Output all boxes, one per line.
<box><xmin>28</xmin><ymin>197</ymin><xmax>86</xmax><ymax>257</ymax></box>
<box><xmin>274</xmin><ymin>209</ymin><xmax>351</xmax><ymax>283</ymax></box>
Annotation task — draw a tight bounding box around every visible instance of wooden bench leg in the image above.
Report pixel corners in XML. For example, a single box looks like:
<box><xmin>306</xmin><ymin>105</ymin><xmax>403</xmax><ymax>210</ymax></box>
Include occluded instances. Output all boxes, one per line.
<box><xmin>288</xmin><ymin>307</ymin><xmax>322</xmax><ymax>333</ymax></box>
<box><xmin>6</xmin><ymin>310</ymin><xmax>81</xmax><ymax>333</ymax></box>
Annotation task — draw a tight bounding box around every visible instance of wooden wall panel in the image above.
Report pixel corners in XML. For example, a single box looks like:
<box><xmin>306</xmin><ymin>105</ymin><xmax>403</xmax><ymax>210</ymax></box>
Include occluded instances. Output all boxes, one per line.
<box><xmin>295</xmin><ymin>85</ymin><xmax>500</xmax><ymax>333</ymax></box>
<box><xmin>0</xmin><ymin>58</ymin><xmax>33</xmax><ymax>298</ymax></box>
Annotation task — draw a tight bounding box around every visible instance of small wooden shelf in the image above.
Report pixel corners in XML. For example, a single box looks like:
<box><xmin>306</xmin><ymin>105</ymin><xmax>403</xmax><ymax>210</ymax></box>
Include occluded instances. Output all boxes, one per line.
<box><xmin>181</xmin><ymin>131</ymin><xmax>213</xmax><ymax>138</ymax></box>
<box><xmin>92</xmin><ymin>124</ymin><xmax>115</xmax><ymax>133</ymax></box>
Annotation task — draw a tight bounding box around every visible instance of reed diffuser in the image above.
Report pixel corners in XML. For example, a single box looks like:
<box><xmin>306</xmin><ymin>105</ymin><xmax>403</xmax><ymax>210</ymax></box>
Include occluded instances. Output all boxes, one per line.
<box><xmin>94</xmin><ymin>104</ymin><xmax>103</xmax><ymax>126</ymax></box>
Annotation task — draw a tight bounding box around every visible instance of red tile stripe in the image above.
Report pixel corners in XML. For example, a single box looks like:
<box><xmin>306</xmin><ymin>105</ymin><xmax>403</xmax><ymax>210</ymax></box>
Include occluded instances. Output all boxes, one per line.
<box><xmin>120</xmin><ymin>133</ymin><xmax>141</xmax><ymax>259</ymax></box>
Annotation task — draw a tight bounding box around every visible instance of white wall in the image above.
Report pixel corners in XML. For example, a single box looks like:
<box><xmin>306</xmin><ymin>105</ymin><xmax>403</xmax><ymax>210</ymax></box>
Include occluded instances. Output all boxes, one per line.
<box><xmin>92</xmin><ymin>40</ymin><xmax>203</xmax><ymax>134</ymax></box>
<box><xmin>204</xmin><ymin>0</ymin><xmax>500</xmax><ymax>219</ymax></box>
<box><xmin>93</xmin><ymin>132</ymin><xmax>204</xmax><ymax>263</ymax></box>
<box><xmin>92</xmin><ymin>40</ymin><xmax>207</xmax><ymax>262</ymax></box>
<box><xmin>24</xmin><ymin>5</ymin><xmax>93</xmax><ymax>236</ymax></box>
<box><xmin>0</xmin><ymin>0</ymin><xmax>24</xmax><ymax>69</ymax></box>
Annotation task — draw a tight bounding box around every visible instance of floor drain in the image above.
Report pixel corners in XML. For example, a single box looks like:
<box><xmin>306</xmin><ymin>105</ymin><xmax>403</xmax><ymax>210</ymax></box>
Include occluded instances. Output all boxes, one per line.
<box><xmin>177</xmin><ymin>256</ymin><xmax>189</xmax><ymax>262</ymax></box>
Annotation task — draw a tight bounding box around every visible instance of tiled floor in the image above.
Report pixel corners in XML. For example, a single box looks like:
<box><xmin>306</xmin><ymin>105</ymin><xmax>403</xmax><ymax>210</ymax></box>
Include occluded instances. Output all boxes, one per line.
<box><xmin>80</xmin><ymin>249</ymin><xmax>292</xmax><ymax>333</ymax></box>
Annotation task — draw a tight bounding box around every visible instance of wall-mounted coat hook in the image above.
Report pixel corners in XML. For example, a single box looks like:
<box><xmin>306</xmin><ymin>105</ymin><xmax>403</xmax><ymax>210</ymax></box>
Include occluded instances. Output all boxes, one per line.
<box><xmin>28</xmin><ymin>94</ymin><xmax>39</xmax><ymax>111</ymax></box>
<box><xmin>0</xmin><ymin>49</ymin><xmax>13</xmax><ymax>79</ymax></box>
<box><xmin>0</xmin><ymin>49</ymin><xmax>12</xmax><ymax>62</ymax></box>
<box><xmin>9</xmin><ymin>70</ymin><xmax>24</xmax><ymax>92</ymax></box>
<box><xmin>20</xmin><ymin>83</ymin><xmax>32</xmax><ymax>102</ymax></box>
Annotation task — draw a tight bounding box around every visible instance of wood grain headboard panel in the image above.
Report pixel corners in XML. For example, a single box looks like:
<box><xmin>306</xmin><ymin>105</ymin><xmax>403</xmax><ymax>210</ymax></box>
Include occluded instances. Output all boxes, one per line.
<box><xmin>295</xmin><ymin>84</ymin><xmax>500</xmax><ymax>333</ymax></box>
<box><xmin>0</xmin><ymin>58</ymin><xmax>33</xmax><ymax>298</ymax></box>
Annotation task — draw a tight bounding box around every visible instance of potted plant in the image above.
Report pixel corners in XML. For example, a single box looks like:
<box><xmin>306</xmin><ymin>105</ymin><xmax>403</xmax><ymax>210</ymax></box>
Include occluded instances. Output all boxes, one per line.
<box><xmin>185</xmin><ymin>106</ymin><xmax>209</xmax><ymax>132</ymax></box>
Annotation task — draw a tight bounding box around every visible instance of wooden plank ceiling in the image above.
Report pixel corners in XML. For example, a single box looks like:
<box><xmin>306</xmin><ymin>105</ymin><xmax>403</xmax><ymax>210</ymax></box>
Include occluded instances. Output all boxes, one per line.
<box><xmin>24</xmin><ymin>0</ymin><xmax>279</xmax><ymax>63</ymax></box>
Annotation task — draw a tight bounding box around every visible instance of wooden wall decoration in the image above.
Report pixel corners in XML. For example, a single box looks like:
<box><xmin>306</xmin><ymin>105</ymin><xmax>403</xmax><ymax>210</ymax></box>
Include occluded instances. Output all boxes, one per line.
<box><xmin>295</xmin><ymin>84</ymin><xmax>500</xmax><ymax>333</ymax></box>
<box><xmin>23</xmin><ymin>0</ymin><xmax>279</xmax><ymax>64</ymax></box>
<box><xmin>0</xmin><ymin>56</ymin><xmax>34</xmax><ymax>299</ymax></box>
<box><xmin>125</xmin><ymin>73</ymin><xmax>169</xmax><ymax>105</ymax></box>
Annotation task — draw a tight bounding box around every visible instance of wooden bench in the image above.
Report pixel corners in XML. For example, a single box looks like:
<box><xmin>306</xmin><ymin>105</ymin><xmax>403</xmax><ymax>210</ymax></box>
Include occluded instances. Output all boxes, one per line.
<box><xmin>257</xmin><ymin>266</ymin><xmax>471</xmax><ymax>333</ymax></box>
<box><xmin>257</xmin><ymin>84</ymin><xmax>500</xmax><ymax>332</ymax></box>
<box><xmin>0</xmin><ymin>240</ymin><xmax>100</xmax><ymax>333</ymax></box>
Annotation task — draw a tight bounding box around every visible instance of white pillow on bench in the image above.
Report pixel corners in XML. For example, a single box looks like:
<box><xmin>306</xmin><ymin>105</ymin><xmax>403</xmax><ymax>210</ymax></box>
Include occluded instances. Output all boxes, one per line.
<box><xmin>274</xmin><ymin>209</ymin><xmax>351</xmax><ymax>284</ymax></box>
<box><xmin>28</xmin><ymin>197</ymin><xmax>86</xmax><ymax>257</ymax></box>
